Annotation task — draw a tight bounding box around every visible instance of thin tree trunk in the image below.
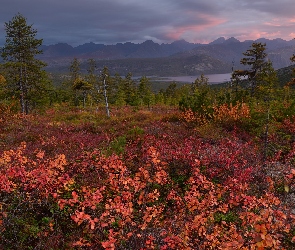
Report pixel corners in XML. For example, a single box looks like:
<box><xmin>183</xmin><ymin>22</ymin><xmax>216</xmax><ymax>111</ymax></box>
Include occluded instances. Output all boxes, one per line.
<box><xmin>19</xmin><ymin>64</ymin><xmax>26</xmax><ymax>114</ymax></box>
<box><xmin>83</xmin><ymin>90</ymin><xmax>86</xmax><ymax>108</ymax></box>
<box><xmin>103</xmin><ymin>76</ymin><xmax>110</xmax><ymax>117</ymax></box>
<box><xmin>263</xmin><ymin>105</ymin><xmax>270</xmax><ymax>162</ymax></box>
<box><xmin>24</xmin><ymin>65</ymin><xmax>29</xmax><ymax>114</ymax></box>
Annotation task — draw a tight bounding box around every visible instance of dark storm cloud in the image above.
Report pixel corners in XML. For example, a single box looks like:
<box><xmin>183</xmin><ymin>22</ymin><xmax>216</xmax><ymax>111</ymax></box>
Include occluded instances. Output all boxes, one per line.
<box><xmin>238</xmin><ymin>0</ymin><xmax>295</xmax><ymax>17</ymax></box>
<box><xmin>1</xmin><ymin>0</ymin><xmax>295</xmax><ymax>46</ymax></box>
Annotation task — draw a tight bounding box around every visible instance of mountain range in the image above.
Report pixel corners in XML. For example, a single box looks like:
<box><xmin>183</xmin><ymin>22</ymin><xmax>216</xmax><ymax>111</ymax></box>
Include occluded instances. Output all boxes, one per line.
<box><xmin>39</xmin><ymin>37</ymin><xmax>295</xmax><ymax>76</ymax></box>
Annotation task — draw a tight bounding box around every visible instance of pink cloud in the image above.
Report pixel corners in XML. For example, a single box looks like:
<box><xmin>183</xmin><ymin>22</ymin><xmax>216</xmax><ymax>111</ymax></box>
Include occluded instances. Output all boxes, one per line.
<box><xmin>264</xmin><ymin>18</ymin><xmax>295</xmax><ymax>27</ymax></box>
<box><xmin>164</xmin><ymin>13</ymin><xmax>226</xmax><ymax>41</ymax></box>
<box><xmin>237</xmin><ymin>31</ymin><xmax>284</xmax><ymax>42</ymax></box>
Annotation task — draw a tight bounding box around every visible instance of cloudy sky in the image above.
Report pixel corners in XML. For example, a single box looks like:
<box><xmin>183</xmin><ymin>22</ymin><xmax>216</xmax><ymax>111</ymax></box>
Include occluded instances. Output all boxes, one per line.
<box><xmin>1</xmin><ymin>0</ymin><xmax>295</xmax><ymax>46</ymax></box>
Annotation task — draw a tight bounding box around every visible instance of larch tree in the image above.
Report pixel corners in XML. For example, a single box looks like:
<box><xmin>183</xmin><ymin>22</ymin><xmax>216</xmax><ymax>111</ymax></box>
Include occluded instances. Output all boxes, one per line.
<box><xmin>69</xmin><ymin>57</ymin><xmax>83</xmax><ymax>106</ymax></box>
<box><xmin>73</xmin><ymin>78</ymin><xmax>92</xmax><ymax>108</ymax></box>
<box><xmin>0</xmin><ymin>74</ymin><xmax>5</xmax><ymax>84</ymax></box>
<box><xmin>1</xmin><ymin>13</ymin><xmax>48</xmax><ymax>114</ymax></box>
<box><xmin>72</xmin><ymin>58</ymin><xmax>94</xmax><ymax>108</ymax></box>
<box><xmin>0</xmin><ymin>73</ymin><xmax>7</xmax><ymax>100</ymax></box>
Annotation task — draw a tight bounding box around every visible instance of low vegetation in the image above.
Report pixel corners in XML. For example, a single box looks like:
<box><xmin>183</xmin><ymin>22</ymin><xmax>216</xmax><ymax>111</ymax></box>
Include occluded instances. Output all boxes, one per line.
<box><xmin>1</xmin><ymin>13</ymin><xmax>295</xmax><ymax>249</ymax></box>
<box><xmin>1</xmin><ymin>103</ymin><xmax>295</xmax><ymax>249</ymax></box>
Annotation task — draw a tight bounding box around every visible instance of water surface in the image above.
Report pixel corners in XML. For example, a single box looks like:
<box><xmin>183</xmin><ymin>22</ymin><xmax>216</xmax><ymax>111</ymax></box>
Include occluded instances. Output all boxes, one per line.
<box><xmin>158</xmin><ymin>73</ymin><xmax>232</xmax><ymax>84</ymax></box>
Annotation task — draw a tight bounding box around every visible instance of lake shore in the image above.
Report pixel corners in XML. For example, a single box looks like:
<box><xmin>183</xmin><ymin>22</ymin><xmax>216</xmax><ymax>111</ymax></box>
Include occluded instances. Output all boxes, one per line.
<box><xmin>155</xmin><ymin>73</ymin><xmax>232</xmax><ymax>84</ymax></box>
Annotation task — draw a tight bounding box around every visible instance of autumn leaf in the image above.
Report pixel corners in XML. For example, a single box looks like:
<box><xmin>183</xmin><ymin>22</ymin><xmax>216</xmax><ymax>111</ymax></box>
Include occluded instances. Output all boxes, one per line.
<box><xmin>36</xmin><ymin>150</ymin><xmax>45</xmax><ymax>159</ymax></box>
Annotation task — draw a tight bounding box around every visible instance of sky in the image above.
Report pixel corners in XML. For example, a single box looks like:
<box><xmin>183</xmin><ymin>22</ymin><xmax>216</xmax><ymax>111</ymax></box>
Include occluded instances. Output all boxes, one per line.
<box><xmin>1</xmin><ymin>0</ymin><xmax>295</xmax><ymax>47</ymax></box>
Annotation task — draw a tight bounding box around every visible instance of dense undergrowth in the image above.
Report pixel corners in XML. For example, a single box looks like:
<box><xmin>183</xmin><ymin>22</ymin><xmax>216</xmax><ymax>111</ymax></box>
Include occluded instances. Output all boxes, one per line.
<box><xmin>1</xmin><ymin>104</ymin><xmax>295</xmax><ymax>249</ymax></box>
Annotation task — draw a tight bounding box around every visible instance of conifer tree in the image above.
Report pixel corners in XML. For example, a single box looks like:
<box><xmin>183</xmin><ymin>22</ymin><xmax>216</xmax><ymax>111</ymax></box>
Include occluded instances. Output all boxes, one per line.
<box><xmin>1</xmin><ymin>13</ymin><xmax>49</xmax><ymax>114</ymax></box>
<box><xmin>165</xmin><ymin>82</ymin><xmax>177</xmax><ymax>105</ymax></box>
<box><xmin>239</xmin><ymin>42</ymin><xmax>268</xmax><ymax>95</ymax></box>
<box><xmin>86</xmin><ymin>59</ymin><xmax>97</xmax><ymax>87</ymax></box>
<box><xmin>290</xmin><ymin>53</ymin><xmax>295</xmax><ymax>85</ymax></box>
<box><xmin>73</xmin><ymin>78</ymin><xmax>92</xmax><ymax>108</ymax></box>
<box><xmin>69</xmin><ymin>58</ymin><xmax>80</xmax><ymax>81</ymax></box>
<box><xmin>179</xmin><ymin>74</ymin><xmax>214</xmax><ymax>121</ymax></box>
<box><xmin>256</xmin><ymin>60</ymin><xmax>278</xmax><ymax>99</ymax></box>
<box><xmin>69</xmin><ymin>58</ymin><xmax>82</xmax><ymax>106</ymax></box>
<box><xmin>112</xmin><ymin>73</ymin><xmax>126</xmax><ymax>106</ymax></box>
<box><xmin>138</xmin><ymin>76</ymin><xmax>154</xmax><ymax>108</ymax></box>
<box><xmin>123</xmin><ymin>72</ymin><xmax>137</xmax><ymax>105</ymax></box>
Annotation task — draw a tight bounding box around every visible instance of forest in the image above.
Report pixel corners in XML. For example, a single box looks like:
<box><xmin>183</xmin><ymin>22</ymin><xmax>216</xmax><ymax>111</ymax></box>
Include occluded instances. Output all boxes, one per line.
<box><xmin>1</xmin><ymin>13</ymin><xmax>295</xmax><ymax>250</ymax></box>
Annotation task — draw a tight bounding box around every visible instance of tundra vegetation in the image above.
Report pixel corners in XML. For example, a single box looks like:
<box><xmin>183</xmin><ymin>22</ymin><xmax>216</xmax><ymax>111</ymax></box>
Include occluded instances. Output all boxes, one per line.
<box><xmin>1</xmin><ymin>14</ymin><xmax>295</xmax><ymax>249</ymax></box>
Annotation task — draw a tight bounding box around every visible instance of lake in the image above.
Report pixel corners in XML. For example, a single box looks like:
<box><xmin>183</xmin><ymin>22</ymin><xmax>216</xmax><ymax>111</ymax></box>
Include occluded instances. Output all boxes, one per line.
<box><xmin>157</xmin><ymin>73</ymin><xmax>232</xmax><ymax>84</ymax></box>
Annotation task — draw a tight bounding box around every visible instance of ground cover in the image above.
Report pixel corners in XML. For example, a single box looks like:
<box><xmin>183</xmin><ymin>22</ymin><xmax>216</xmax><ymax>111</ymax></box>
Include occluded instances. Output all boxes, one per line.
<box><xmin>0</xmin><ymin>104</ymin><xmax>295</xmax><ymax>249</ymax></box>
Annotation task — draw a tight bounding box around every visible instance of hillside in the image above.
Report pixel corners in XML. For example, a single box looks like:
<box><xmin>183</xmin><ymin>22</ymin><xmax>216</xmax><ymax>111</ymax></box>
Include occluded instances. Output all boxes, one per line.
<box><xmin>277</xmin><ymin>64</ymin><xmax>295</xmax><ymax>85</ymax></box>
<box><xmin>1</xmin><ymin>104</ymin><xmax>295</xmax><ymax>249</ymax></box>
<box><xmin>174</xmin><ymin>37</ymin><xmax>295</xmax><ymax>70</ymax></box>
<box><xmin>39</xmin><ymin>37</ymin><xmax>295</xmax><ymax>77</ymax></box>
<box><xmin>46</xmin><ymin>54</ymin><xmax>231</xmax><ymax>77</ymax></box>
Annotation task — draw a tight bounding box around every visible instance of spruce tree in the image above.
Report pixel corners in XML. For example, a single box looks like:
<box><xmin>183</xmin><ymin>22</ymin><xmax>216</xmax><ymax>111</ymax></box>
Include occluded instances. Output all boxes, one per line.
<box><xmin>69</xmin><ymin>58</ymin><xmax>81</xmax><ymax>82</ymax></box>
<box><xmin>138</xmin><ymin>76</ymin><xmax>154</xmax><ymax>108</ymax></box>
<box><xmin>123</xmin><ymin>72</ymin><xmax>137</xmax><ymax>106</ymax></box>
<box><xmin>1</xmin><ymin>13</ymin><xmax>48</xmax><ymax>114</ymax></box>
<box><xmin>240</xmin><ymin>42</ymin><xmax>268</xmax><ymax>95</ymax></box>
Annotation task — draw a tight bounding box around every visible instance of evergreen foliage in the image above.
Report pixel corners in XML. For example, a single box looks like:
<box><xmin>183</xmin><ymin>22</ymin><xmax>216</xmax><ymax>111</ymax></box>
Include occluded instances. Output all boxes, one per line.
<box><xmin>235</xmin><ymin>42</ymin><xmax>268</xmax><ymax>96</ymax></box>
<box><xmin>1</xmin><ymin>13</ymin><xmax>50</xmax><ymax>114</ymax></box>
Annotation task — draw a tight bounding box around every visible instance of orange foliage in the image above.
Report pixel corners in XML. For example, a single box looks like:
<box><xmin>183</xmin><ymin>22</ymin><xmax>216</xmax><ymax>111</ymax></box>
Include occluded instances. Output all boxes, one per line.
<box><xmin>181</xmin><ymin>102</ymin><xmax>250</xmax><ymax>126</ymax></box>
<box><xmin>213</xmin><ymin>102</ymin><xmax>250</xmax><ymax>123</ymax></box>
<box><xmin>0</xmin><ymin>128</ymin><xmax>295</xmax><ymax>248</ymax></box>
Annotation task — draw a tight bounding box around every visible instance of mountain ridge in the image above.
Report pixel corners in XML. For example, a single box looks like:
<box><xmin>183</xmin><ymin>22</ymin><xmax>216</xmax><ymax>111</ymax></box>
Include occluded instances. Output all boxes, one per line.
<box><xmin>38</xmin><ymin>37</ymin><xmax>295</xmax><ymax>76</ymax></box>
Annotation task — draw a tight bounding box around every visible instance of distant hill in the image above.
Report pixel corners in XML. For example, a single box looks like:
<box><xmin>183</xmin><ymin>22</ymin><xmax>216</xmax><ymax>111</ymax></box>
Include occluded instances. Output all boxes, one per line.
<box><xmin>45</xmin><ymin>54</ymin><xmax>232</xmax><ymax>77</ymax></box>
<box><xmin>277</xmin><ymin>64</ymin><xmax>295</xmax><ymax>86</ymax></box>
<box><xmin>173</xmin><ymin>37</ymin><xmax>295</xmax><ymax>70</ymax></box>
<box><xmin>40</xmin><ymin>39</ymin><xmax>199</xmax><ymax>60</ymax></box>
<box><xmin>38</xmin><ymin>37</ymin><xmax>295</xmax><ymax>76</ymax></box>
